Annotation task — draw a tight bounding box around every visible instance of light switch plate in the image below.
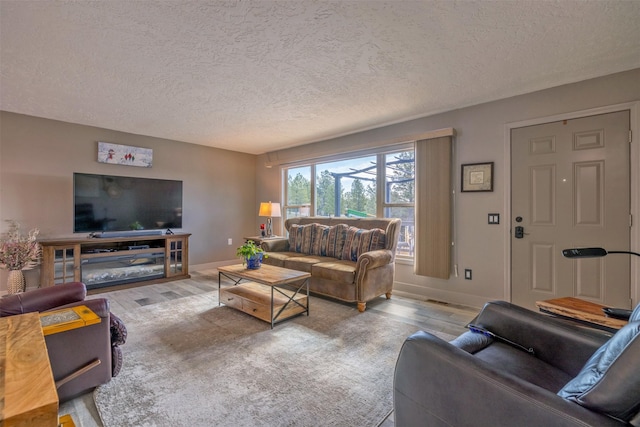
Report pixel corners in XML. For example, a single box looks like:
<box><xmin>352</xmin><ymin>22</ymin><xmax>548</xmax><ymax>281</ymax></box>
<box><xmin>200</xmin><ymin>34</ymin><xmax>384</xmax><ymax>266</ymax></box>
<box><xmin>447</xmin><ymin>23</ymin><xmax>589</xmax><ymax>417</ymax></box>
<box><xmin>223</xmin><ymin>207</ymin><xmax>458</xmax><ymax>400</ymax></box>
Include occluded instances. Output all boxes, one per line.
<box><xmin>464</xmin><ymin>269</ymin><xmax>472</xmax><ymax>280</ymax></box>
<box><xmin>488</xmin><ymin>213</ymin><xmax>500</xmax><ymax>224</ymax></box>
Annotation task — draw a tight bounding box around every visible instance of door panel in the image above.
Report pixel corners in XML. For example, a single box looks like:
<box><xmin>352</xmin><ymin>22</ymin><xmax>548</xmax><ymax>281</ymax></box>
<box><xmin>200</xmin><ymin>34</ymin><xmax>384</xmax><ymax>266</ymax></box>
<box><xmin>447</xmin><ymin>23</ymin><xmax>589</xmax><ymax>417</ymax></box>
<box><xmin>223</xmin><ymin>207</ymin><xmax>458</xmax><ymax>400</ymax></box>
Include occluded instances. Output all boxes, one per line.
<box><xmin>511</xmin><ymin>111</ymin><xmax>631</xmax><ymax>310</ymax></box>
<box><xmin>531</xmin><ymin>165</ymin><xmax>554</xmax><ymax>224</ymax></box>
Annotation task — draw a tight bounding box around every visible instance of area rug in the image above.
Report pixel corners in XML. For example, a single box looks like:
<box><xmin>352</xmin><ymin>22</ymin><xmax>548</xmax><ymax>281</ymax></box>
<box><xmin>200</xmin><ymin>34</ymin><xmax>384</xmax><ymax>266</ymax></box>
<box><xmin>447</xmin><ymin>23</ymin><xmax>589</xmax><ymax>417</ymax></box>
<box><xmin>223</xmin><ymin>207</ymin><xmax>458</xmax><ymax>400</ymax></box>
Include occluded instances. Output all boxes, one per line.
<box><xmin>94</xmin><ymin>292</ymin><xmax>453</xmax><ymax>426</ymax></box>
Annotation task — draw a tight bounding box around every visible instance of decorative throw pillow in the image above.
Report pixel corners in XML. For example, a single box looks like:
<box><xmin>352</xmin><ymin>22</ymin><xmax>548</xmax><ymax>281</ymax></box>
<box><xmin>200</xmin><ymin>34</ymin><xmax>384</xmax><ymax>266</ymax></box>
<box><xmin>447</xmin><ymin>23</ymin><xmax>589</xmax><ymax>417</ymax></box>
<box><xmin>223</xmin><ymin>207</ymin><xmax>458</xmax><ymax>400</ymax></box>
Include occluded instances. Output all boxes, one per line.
<box><xmin>341</xmin><ymin>227</ymin><xmax>386</xmax><ymax>262</ymax></box>
<box><xmin>310</xmin><ymin>224</ymin><xmax>348</xmax><ymax>258</ymax></box>
<box><xmin>309</xmin><ymin>224</ymin><xmax>328</xmax><ymax>256</ymax></box>
<box><xmin>288</xmin><ymin>224</ymin><xmax>315</xmax><ymax>254</ymax></box>
<box><xmin>557</xmin><ymin>321</ymin><xmax>640</xmax><ymax>421</ymax></box>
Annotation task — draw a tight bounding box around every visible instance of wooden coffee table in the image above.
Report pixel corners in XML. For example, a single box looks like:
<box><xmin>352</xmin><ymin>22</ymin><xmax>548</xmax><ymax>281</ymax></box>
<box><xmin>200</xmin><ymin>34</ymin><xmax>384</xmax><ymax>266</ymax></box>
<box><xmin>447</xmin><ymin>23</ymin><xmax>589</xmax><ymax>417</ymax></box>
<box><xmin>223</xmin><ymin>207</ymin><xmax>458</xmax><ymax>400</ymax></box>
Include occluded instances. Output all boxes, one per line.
<box><xmin>218</xmin><ymin>264</ymin><xmax>310</xmax><ymax>328</ymax></box>
<box><xmin>536</xmin><ymin>297</ymin><xmax>628</xmax><ymax>332</ymax></box>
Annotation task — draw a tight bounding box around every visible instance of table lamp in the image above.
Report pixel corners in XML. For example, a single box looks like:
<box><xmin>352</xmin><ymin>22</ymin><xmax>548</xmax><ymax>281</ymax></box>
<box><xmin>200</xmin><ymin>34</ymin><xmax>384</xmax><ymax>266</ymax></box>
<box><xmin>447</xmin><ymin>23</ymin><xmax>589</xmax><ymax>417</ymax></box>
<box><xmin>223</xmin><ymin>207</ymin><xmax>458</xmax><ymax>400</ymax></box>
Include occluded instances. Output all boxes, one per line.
<box><xmin>259</xmin><ymin>201</ymin><xmax>281</xmax><ymax>238</ymax></box>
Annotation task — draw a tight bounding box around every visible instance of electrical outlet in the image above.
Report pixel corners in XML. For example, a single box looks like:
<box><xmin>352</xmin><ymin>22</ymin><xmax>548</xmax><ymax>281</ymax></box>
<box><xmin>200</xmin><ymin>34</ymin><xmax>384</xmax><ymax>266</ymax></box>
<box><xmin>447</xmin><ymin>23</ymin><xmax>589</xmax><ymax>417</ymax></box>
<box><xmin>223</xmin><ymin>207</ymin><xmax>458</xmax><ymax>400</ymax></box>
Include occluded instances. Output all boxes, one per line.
<box><xmin>228</xmin><ymin>238</ymin><xmax>232</xmax><ymax>245</ymax></box>
<box><xmin>464</xmin><ymin>269</ymin><xmax>472</xmax><ymax>280</ymax></box>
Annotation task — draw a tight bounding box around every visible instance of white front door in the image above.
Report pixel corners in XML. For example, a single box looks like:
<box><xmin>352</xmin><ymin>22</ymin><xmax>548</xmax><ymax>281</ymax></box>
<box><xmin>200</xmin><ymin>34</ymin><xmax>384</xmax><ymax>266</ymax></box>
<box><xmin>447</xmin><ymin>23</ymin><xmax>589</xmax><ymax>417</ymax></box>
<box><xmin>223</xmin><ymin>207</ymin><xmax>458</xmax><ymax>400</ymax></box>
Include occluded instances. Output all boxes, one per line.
<box><xmin>511</xmin><ymin>110</ymin><xmax>631</xmax><ymax>310</ymax></box>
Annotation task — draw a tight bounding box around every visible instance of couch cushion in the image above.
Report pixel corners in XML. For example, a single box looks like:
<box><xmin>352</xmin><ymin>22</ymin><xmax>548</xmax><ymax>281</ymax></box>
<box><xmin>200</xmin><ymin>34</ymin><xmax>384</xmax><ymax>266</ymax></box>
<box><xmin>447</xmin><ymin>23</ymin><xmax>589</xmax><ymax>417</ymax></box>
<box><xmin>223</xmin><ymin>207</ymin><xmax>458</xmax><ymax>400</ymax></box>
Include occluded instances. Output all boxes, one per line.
<box><xmin>310</xmin><ymin>224</ymin><xmax>348</xmax><ymax>258</ymax></box>
<box><xmin>288</xmin><ymin>224</ymin><xmax>315</xmax><ymax>254</ymax></box>
<box><xmin>283</xmin><ymin>255</ymin><xmax>326</xmax><ymax>273</ymax></box>
<box><xmin>262</xmin><ymin>251</ymin><xmax>298</xmax><ymax>267</ymax></box>
<box><xmin>474</xmin><ymin>342</ymin><xmax>573</xmax><ymax>392</ymax></box>
<box><xmin>557</xmin><ymin>321</ymin><xmax>640</xmax><ymax>421</ymax></box>
<box><xmin>341</xmin><ymin>226</ymin><xmax>386</xmax><ymax>261</ymax></box>
<box><xmin>312</xmin><ymin>260</ymin><xmax>357</xmax><ymax>285</ymax></box>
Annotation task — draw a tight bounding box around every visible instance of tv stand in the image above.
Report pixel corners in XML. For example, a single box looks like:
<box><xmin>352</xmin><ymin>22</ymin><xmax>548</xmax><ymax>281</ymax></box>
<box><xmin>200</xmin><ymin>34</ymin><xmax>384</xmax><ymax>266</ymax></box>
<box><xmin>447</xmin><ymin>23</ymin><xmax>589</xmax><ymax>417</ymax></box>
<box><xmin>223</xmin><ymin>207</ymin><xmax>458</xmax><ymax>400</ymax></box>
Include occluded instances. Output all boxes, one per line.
<box><xmin>39</xmin><ymin>233</ymin><xmax>190</xmax><ymax>290</ymax></box>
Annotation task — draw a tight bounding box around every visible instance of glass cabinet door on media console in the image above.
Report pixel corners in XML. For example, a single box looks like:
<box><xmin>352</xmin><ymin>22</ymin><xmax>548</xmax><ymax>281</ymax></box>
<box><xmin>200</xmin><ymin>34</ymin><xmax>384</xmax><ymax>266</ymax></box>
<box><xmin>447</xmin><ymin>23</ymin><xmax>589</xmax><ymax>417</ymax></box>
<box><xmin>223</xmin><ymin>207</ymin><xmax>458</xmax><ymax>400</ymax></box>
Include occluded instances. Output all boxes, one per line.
<box><xmin>40</xmin><ymin>244</ymin><xmax>81</xmax><ymax>287</ymax></box>
<box><xmin>166</xmin><ymin>236</ymin><xmax>188</xmax><ymax>278</ymax></box>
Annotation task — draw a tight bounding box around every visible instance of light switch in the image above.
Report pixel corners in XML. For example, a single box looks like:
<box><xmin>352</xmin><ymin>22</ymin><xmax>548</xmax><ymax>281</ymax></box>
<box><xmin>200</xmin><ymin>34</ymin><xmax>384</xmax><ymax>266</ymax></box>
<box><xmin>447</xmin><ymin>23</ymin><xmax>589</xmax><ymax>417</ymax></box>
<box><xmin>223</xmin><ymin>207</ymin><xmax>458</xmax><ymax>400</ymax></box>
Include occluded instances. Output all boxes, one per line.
<box><xmin>464</xmin><ymin>269</ymin><xmax>472</xmax><ymax>280</ymax></box>
<box><xmin>488</xmin><ymin>213</ymin><xmax>500</xmax><ymax>224</ymax></box>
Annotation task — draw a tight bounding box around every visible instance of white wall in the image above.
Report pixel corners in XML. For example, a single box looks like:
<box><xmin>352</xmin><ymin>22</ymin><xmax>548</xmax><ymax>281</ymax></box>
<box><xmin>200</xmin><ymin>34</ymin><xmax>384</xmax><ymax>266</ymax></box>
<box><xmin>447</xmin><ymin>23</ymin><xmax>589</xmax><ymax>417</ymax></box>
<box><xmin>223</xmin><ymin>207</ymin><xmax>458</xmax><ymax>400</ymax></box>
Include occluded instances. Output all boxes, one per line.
<box><xmin>257</xmin><ymin>68</ymin><xmax>640</xmax><ymax>308</ymax></box>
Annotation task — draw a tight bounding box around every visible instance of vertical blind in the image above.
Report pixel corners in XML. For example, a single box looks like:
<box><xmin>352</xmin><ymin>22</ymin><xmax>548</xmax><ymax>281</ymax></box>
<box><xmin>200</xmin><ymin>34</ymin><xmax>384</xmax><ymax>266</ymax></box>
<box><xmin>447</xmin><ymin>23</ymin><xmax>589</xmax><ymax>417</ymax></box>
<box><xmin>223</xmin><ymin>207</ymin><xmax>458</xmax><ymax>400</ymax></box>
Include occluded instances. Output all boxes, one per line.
<box><xmin>414</xmin><ymin>135</ymin><xmax>453</xmax><ymax>279</ymax></box>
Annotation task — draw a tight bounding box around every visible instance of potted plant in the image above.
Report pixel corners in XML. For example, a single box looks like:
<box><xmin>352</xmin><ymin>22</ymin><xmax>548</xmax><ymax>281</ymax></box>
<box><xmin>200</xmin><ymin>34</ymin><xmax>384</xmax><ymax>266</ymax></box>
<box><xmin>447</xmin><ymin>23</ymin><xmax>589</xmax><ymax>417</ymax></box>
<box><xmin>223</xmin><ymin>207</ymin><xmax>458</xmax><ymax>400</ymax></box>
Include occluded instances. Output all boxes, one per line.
<box><xmin>0</xmin><ymin>220</ymin><xmax>41</xmax><ymax>293</ymax></box>
<box><xmin>236</xmin><ymin>240</ymin><xmax>267</xmax><ymax>269</ymax></box>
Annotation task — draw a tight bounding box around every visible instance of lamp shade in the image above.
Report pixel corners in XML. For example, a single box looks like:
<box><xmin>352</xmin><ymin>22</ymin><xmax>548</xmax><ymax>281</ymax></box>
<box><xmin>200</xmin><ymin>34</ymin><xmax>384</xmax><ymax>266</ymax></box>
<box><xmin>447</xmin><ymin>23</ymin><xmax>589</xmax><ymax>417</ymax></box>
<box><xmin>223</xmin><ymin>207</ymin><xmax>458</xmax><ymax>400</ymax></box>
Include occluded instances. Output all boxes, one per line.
<box><xmin>259</xmin><ymin>202</ymin><xmax>281</xmax><ymax>218</ymax></box>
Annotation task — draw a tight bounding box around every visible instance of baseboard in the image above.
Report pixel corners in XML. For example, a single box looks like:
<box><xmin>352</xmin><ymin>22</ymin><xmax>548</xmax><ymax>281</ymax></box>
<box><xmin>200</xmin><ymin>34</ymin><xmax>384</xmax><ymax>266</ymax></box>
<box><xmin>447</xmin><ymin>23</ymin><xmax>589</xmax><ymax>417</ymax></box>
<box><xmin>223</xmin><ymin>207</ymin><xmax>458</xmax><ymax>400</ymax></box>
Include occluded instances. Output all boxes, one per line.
<box><xmin>190</xmin><ymin>259</ymin><xmax>238</xmax><ymax>272</ymax></box>
<box><xmin>392</xmin><ymin>280</ymin><xmax>489</xmax><ymax>309</ymax></box>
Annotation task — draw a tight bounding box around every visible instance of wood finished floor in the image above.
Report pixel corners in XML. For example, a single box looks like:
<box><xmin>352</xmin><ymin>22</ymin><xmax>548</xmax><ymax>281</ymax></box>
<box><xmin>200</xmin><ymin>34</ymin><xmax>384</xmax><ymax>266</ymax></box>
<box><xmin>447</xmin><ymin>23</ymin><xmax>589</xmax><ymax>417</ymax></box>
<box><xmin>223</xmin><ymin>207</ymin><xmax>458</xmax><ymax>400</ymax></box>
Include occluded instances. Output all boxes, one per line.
<box><xmin>59</xmin><ymin>269</ymin><xmax>480</xmax><ymax>426</ymax></box>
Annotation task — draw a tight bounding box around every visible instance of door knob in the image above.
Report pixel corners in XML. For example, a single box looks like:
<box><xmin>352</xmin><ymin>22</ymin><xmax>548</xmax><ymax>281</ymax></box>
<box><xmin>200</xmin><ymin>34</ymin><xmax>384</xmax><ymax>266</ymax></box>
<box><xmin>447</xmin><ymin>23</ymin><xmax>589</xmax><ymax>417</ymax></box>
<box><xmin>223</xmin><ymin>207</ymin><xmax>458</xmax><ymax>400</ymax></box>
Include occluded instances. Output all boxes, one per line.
<box><xmin>515</xmin><ymin>226</ymin><xmax>525</xmax><ymax>239</ymax></box>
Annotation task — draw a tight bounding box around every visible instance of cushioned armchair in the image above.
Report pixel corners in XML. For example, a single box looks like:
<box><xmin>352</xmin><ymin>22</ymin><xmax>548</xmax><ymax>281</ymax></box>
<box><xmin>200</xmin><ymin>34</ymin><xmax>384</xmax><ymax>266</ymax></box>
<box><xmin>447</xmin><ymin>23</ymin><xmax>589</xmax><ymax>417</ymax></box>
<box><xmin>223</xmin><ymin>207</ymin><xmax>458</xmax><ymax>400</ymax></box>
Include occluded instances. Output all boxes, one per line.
<box><xmin>0</xmin><ymin>282</ymin><xmax>126</xmax><ymax>402</ymax></box>
<box><xmin>393</xmin><ymin>301</ymin><xmax>640</xmax><ymax>426</ymax></box>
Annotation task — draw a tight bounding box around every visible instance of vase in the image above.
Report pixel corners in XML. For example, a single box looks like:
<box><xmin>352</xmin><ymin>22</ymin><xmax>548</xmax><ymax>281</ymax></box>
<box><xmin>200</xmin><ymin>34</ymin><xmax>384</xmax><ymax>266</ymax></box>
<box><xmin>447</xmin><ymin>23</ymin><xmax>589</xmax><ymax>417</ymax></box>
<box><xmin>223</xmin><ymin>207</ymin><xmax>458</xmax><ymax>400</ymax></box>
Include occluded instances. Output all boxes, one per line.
<box><xmin>7</xmin><ymin>270</ymin><xmax>26</xmax><ymax>294</ymax></box>
<box><xmin>245</xmin><ymin>253</ymin><xmax>263</xmax><ymax>270</ymax></box>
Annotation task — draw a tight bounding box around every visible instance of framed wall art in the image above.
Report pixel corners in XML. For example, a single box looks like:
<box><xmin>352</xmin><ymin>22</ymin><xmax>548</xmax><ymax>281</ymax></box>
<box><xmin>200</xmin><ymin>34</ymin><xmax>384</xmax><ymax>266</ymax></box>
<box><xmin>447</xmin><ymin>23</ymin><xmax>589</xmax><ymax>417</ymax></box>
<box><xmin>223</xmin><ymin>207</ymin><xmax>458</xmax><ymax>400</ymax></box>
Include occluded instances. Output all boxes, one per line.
<box><xmin>97</xmin><ymin>142</ymin><xmax>153</xmax><ymax>168</ymax></box>
<box><xmin>461</xmin><ymin>162</ymin><xmax>494</xmax><ymax>192</ymax></box>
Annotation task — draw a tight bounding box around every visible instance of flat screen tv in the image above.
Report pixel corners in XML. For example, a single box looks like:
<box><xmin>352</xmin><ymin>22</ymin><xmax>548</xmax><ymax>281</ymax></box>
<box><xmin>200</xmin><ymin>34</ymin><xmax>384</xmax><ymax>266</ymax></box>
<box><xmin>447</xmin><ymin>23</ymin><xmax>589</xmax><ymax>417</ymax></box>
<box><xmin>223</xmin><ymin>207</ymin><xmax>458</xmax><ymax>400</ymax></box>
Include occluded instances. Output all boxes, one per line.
<box><xmin>74</xmin><ymin>173</ymin><xmax>183</xmax><ymax>233</ymax></box>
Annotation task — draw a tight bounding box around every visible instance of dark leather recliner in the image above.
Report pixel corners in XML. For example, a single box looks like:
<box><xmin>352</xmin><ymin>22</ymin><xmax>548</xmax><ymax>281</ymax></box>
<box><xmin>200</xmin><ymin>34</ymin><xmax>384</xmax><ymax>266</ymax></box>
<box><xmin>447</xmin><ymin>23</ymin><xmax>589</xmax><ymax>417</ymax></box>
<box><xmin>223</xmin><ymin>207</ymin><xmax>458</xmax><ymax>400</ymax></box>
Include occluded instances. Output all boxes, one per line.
<box><xmin>393</xmin><ymin>300</ymin><xmax>640</xmax><ymax>427</ymax></box>
<box><xmin>0</xmin><ymin>282</ymin><xmax>126</xmax><ymax>402</ymax></box>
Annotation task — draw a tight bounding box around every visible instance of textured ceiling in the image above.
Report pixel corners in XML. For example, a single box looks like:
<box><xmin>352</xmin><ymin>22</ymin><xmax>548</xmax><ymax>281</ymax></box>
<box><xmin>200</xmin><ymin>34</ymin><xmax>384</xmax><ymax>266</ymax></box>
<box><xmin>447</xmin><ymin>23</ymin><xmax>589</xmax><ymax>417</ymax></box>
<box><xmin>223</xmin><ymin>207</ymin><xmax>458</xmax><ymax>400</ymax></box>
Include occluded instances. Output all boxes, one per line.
<box><xmin>1</xmin><ymin>1</ymin><xmax>639</xmax><ymax>155</ymax></box>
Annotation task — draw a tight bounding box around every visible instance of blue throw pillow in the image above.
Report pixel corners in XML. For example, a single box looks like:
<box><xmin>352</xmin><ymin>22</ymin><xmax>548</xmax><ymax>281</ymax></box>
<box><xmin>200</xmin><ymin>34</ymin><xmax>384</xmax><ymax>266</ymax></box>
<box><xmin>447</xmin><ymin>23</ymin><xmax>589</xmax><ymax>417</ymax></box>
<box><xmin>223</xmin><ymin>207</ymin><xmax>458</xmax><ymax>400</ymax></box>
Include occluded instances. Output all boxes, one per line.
<box><xmin>557</xmin><ymin>321</ymin><xmax>640</xmax><ymax>421</ymax></box>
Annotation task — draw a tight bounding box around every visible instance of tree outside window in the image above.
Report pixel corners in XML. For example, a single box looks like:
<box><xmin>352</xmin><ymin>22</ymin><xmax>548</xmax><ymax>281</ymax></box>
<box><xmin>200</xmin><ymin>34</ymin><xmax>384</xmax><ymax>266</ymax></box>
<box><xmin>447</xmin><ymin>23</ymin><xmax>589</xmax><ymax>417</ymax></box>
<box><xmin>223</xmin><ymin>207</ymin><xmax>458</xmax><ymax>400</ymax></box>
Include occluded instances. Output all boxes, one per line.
<box><xmin>286</xmin><ymin>166</ymin><xmax>311</xmax><ymax>218</ymax></box>
<box><xmin>316</xmin><ymin>156</ymin><xmax>377</xmax><ymax>217</ymax></box>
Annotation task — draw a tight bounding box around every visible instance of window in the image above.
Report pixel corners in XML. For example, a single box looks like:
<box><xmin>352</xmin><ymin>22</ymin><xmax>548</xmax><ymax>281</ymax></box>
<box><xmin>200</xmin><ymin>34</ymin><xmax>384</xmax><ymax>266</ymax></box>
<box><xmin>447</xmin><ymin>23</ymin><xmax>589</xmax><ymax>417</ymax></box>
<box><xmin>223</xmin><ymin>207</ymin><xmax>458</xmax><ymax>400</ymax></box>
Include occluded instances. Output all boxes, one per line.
<box><xmin>384</xmin><ymin>150</ymin><xmax>415</xmax><ymax>257</ymax></box>
<box><xmin>316</xmin><ymin>156</ymin><xmax>377</xmax><ymax>217</ymax></box>
<box><xmin>283</xmin><ymin>148</ymin><xmax>415</xmax><ymax>257</ymax></box>
<box><xmin>285</xmin><ymin>166</ymin><xmax>311</xmax><ymax>218</ymax></box>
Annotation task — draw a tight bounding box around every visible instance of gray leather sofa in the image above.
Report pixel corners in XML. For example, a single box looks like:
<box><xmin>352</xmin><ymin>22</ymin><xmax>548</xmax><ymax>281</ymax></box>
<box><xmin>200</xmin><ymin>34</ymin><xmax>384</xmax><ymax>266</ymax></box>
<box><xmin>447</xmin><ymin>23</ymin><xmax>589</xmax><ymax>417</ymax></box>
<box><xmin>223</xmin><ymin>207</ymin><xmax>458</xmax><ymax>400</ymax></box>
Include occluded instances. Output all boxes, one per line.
<box><xmin>393</xmin><ymin>300</ymin><xmax>640</xmax><ymax>426</ymax></box>
<box><xmin>260</xmin><ymin>216</ymin><xmax>401</xmax><ymax>312</ymax></box>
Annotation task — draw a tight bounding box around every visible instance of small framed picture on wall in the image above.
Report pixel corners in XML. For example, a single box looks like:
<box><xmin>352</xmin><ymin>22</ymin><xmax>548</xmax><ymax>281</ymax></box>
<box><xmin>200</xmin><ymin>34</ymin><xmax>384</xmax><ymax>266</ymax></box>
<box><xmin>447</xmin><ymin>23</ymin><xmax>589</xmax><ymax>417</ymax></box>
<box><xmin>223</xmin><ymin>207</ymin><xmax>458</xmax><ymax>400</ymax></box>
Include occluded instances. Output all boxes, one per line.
<box><xmin>461</xmin><ymin>162</ymin><xmax>494</xmax><ymax>192</ymax></box>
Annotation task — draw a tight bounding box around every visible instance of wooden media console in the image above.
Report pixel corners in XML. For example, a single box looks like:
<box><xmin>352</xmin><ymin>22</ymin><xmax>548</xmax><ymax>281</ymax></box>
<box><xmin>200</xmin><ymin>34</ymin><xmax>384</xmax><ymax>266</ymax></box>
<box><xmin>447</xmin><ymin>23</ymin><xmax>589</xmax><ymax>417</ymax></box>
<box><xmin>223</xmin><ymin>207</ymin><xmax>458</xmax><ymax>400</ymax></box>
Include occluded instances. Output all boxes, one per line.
<box><xmin>39</xmin><ymin>233</ymin><xmax>190</xmax><ymax>290</ymax></box>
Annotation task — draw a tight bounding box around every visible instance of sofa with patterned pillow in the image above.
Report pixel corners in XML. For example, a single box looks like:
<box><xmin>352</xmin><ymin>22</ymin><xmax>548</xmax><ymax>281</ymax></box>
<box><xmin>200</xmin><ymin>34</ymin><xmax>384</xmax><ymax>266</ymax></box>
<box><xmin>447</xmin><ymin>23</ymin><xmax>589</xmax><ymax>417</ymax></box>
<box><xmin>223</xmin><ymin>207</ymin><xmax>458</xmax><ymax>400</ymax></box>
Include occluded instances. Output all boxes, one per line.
<box><xmin>260</xmin><ymin>216</ymin><xmax>402</xmax><ymax>312</ymax></box>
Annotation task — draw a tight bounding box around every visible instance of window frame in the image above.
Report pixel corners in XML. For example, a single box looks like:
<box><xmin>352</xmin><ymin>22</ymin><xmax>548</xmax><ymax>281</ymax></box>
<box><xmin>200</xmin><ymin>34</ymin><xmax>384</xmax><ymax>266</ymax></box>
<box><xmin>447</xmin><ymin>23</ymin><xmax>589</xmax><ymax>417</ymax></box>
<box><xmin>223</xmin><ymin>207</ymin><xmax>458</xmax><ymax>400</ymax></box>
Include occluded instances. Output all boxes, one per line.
<box><xmin>282</xmin><ymin>144</ymin><xmax>415</xmax><ymax>259</ymax></box>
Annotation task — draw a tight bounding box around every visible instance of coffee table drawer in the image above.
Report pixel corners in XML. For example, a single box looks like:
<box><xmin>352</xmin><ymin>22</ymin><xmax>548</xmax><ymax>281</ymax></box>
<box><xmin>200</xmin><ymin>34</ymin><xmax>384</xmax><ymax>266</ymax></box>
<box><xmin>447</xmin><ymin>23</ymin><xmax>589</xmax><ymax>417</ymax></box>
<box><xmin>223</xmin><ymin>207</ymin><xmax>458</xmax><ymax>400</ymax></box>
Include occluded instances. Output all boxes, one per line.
<box><xmin>219</xmin><ymin>288</ymin><xmax>244</xmax><ymax>311</ymax></box>
<box><xmin>220</xmin><ymin>281</ymin><xmax>308</xmax><ymax>324</ymax></box>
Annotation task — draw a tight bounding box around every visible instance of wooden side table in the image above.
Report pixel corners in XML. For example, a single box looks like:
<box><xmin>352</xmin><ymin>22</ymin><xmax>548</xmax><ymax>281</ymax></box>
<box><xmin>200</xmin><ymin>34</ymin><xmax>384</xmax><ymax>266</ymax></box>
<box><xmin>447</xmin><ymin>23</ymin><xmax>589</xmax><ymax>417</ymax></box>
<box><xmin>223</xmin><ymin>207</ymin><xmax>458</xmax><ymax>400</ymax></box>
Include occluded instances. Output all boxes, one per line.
<box><xmin>0</xmin><ymin>313</ymin><xmax>59</xmax><ymax>426</ymax></box>
<box><xmin>0</xmin><ymin>307</ymin><xmax>100</xmax><ymax>426</ymax></box>
<box><xmin>243</xmin><ymin>235</ymin><xmax>283</xmax><ymax>245</ymax></box>
<box><xmin>536</xmin><ymin>297</ymin><xmax>628</xmax><ymax>332</ymax></box>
